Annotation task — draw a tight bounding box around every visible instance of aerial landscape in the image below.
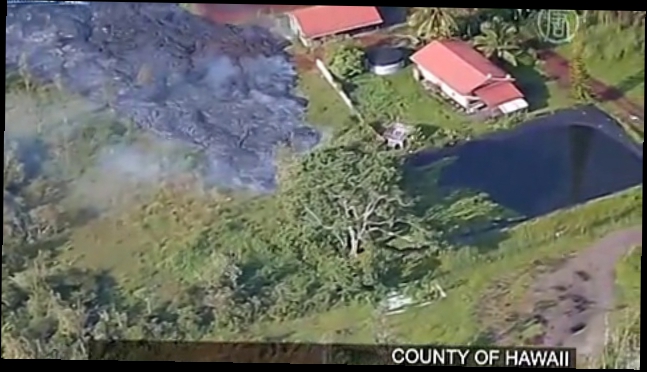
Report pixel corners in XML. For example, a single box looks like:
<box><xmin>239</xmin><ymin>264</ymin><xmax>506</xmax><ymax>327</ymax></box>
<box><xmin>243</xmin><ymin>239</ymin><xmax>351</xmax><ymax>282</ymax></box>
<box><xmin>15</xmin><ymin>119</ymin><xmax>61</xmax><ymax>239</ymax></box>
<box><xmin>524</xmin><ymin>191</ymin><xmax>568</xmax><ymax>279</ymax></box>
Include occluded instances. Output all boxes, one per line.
<box><xmin>3</xmin><ymin>3</ymin><xmax>643</xmax><ymax>366</ymax></box>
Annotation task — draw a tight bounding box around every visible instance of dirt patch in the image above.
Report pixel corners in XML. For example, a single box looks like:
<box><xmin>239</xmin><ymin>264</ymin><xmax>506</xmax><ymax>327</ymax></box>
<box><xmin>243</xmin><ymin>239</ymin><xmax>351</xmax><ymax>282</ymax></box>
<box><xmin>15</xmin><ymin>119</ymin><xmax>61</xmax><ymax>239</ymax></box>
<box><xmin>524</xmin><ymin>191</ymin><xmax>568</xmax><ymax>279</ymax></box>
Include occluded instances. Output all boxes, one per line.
<box><xmin>477</xmin><ymin>227</ymin><xmax>642</xmax><ymax>355</ymax></box>
<box><xmin>292</xmin><ymin>47</ymin><xmax>326</xmax><ymax>73</ymax></box>
<box><xmin>527</xmin><ymin>227</ymin><xmax>642</xmax><ymax>356</ymax></box>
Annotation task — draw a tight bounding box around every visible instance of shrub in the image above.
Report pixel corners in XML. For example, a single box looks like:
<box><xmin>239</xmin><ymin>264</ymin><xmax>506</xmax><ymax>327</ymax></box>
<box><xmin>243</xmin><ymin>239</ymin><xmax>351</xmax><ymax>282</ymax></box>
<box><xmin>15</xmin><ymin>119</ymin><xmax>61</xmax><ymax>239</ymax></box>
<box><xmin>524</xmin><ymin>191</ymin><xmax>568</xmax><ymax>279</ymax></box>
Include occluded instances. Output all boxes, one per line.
<box><xmin>326</xmin><ymin>44</ymin><xmax>366</xmax><ymax>80</ymax></box>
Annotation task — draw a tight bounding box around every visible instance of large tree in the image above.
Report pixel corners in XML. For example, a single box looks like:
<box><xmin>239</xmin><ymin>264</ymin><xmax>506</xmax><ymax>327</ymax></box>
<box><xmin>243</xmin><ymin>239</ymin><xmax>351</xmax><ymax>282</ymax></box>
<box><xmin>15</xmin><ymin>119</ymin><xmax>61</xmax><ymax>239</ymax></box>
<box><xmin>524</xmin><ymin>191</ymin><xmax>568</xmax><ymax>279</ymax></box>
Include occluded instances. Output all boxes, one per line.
<box><xmin>473</xmin><ymin>16</ymin><xmax>522</xmax><ymax>66</ymax></box>
<box><xmin>282</xmin><ymin>145</ymin><xmax>432</xmax><ymax>259</ymax></box>
<box><xmin>408</xmin><ymin>7</ymin><xmax>458</xmax><ymax>43</ymax></box>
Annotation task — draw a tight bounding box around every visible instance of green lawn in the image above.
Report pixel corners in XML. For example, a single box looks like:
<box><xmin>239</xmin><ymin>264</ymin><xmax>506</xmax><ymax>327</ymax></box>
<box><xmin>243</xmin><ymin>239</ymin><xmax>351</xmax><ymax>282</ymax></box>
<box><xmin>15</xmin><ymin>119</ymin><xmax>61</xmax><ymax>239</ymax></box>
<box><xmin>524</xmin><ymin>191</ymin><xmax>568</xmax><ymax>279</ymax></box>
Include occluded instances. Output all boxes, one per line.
<box><xmin>558</xmin><ymin>23</ymin><xmax>645</xmax><ymax>104</ymax></box>
<box><xmin>238</xmin><ymin>186</ymin><xmax>642</xmax><ymax>344</ymax></box>
<box><xmin>508</xmin><ymin>58</ymin><xmax>575</xmax><ymax>111</ymax></box>
<box><xmin>298</xmin><ymin>71</ymin><xmax>358</xmax><ymax>132</ymax></box>
<box><xmin>346</xmin><ymin>63</ymin><xmax>574</xmax><ymax>140</ymax></box>
<box><xmin>348</xmin><ymin>67</ymin><xmax>472</xmax><ymax>131</ymax></box>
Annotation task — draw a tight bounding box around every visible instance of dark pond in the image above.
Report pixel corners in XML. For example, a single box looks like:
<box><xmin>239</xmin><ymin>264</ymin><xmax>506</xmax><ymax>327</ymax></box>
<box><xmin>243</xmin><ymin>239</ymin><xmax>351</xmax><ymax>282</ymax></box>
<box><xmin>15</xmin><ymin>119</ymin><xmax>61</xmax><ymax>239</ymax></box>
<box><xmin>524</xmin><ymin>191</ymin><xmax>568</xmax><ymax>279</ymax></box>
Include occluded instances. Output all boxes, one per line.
<box><xmin>408</xmin><ymin>106</ymin><xmax>643</xmax><ymax>219</ymax></box>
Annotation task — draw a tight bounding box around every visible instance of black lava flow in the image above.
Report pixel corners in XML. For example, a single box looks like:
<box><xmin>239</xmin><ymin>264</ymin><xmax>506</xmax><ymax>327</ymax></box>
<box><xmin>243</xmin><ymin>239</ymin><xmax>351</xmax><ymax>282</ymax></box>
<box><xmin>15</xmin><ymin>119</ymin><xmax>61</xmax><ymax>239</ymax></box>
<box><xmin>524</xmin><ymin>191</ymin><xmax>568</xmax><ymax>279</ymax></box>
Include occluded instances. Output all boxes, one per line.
<box><xmin>6</xmin><ymin>2</ymin><xmax>321</xmax><ymax>192</ymax></box>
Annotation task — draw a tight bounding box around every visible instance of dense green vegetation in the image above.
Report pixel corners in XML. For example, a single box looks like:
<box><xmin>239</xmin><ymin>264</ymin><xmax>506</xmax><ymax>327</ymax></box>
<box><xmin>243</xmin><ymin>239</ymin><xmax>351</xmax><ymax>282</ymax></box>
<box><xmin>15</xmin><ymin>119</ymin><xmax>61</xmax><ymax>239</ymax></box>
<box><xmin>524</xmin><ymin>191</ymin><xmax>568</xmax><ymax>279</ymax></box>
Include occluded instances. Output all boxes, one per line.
<box><xmin>558</xmin><ymin>19</ymin><xmax>645</xmax><ymax>103</ymax></box>
<box><xmin>326</xmin><ymin>42</ymin><xmax>366</xmax><ymax>80</ymax></box>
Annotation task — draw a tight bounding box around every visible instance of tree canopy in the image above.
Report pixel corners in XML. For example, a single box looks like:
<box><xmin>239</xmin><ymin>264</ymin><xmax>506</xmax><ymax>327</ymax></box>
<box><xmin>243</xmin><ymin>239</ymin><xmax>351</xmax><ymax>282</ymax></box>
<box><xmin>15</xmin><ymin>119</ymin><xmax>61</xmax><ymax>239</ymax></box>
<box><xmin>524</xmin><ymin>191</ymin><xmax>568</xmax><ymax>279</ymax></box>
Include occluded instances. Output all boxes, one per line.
<box><xmin>326</xmin><ymin>42</ymin><xmax>366</xmax><ymax>80</ymax></box>
<box><xmin>408</xmin><ymin>7</ymin><xmax>458</xmax><ymax>43</ymax></box>
<box><xmin>283</xmin><ymin>144</ymin><xmax>437</xmax><ymax>259</ymax></box>
<box><xmin>473</xmin><ymin>16</ymin><xmax>522</xmax><ymax>66</ymax></box>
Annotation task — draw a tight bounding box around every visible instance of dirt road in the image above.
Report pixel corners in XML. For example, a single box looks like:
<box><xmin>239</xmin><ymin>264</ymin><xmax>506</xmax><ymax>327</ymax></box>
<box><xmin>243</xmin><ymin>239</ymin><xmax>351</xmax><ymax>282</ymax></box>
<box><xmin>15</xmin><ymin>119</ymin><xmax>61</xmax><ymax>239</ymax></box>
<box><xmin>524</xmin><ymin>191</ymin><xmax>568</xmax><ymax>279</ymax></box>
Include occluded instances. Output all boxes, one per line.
<box><xmin>529</xmin><ymin>227</ymin><xmax>642</xmax><ymax>357</ymax></box>
<box><xmin>537</xmin><ymin>49</ymin><xmax>645</xmax><ymax>123</ymax></box>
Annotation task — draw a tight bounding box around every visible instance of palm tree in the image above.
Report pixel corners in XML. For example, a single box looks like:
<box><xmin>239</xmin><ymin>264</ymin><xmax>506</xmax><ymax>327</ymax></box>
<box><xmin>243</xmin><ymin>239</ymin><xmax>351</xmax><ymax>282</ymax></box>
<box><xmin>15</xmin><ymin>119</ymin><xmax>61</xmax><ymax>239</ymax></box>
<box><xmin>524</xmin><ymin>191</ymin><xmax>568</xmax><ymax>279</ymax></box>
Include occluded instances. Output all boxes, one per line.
<box><xmin>408</xmin><ymin>7</ymin><xmax>458</xmax><ymax>43</ymax></box>
<box><xmin>472</xmin><ymin>16</ymin><xmax>522</xmax><ymax>66</ymax></box>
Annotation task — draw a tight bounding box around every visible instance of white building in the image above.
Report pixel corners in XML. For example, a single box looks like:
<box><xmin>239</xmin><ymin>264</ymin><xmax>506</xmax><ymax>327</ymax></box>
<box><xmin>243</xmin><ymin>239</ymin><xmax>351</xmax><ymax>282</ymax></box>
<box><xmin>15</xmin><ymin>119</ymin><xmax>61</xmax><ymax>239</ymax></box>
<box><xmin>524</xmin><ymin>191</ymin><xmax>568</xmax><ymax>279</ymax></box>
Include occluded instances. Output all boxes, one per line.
<box><xmin>410</xmin><ymin>40</ymin><xmax>529</xmax><ymax>116</ymax></box>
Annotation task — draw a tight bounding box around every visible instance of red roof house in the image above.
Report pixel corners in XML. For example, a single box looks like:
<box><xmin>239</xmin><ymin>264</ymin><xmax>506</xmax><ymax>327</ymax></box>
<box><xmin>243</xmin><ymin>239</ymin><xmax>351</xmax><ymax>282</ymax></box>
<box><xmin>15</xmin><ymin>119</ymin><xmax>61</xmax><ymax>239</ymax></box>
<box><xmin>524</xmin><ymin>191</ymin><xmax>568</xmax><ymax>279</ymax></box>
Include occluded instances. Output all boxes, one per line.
<box><xmin>288</xmin><ymin>6</ymin><xmax>383</xmax><ymax>46</ymax></box>
<box><xmin>410</xmin><ymin>40</ymin><xmax>528</xmax><ymax>116</ymax></box>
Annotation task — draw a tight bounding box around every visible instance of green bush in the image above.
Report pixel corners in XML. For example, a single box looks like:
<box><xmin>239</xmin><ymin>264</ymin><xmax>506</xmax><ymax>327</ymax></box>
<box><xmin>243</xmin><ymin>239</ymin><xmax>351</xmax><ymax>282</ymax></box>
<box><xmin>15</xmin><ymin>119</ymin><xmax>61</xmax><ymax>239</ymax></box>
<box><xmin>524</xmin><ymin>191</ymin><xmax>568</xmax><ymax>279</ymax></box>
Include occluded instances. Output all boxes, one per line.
<box><xmin>327</xmin><ymin>44</ymin><xmax>366</xmax><ymax>80</ymax></box>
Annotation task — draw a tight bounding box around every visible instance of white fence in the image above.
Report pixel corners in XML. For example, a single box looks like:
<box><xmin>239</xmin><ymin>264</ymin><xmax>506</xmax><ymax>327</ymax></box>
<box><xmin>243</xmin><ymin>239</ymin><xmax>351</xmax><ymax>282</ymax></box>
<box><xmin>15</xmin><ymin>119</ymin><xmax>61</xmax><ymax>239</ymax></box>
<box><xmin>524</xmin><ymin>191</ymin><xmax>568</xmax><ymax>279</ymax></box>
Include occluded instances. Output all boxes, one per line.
<box><xmin>314</xmin><ymin>59</ymin><xmax>359</xmax><ymax>116</ymax></box>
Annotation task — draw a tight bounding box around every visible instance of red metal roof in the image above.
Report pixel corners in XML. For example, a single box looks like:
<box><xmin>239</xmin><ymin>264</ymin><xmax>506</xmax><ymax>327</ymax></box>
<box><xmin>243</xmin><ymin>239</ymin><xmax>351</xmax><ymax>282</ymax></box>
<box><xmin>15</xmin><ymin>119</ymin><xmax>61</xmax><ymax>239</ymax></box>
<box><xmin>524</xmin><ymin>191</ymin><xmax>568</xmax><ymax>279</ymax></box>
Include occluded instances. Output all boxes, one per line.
<box><xmin>410</xmin><ymin>40</ymin><xmax>514</xmax><ymax>95</ymax></box>
<box><xmin>290</xmin><ymin>6</ymin><xmax>383</xmax><ymax>40</ymax></box>
<box><xmin>474</xmin><ymin>81</ymin><xmax>524</xmax><ymax>107</ymax></box>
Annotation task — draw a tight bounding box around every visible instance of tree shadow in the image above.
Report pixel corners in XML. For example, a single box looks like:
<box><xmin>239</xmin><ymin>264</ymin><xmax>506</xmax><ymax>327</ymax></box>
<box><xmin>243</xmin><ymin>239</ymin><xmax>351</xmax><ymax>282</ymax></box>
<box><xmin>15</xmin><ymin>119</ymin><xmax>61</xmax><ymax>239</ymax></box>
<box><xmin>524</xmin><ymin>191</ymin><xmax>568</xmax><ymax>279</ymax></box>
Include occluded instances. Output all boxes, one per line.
<box><xmin>596</xmin><ymin>68</ymin><xmax>645</xmax><ymax>103</ymax></box>
<box><xmin>409</xmin><ymin>123</ymin><xmax>465</xmax><ymax>149</ymax></box>
<box><xmin>261</xmin><ymin>331</ymin><xmax>296</xmax><ymax>342</ymax></box>
<box><xmin>399</xmin><ymin>159</ymin><xmax>512</xmax><ymax>255</ymax></box>
<box><xmin>341</xmin><ymin>79</ymin><xmax>359</xmax><ymax>96</ymax></box>
<box><xmin>376</xmin><ymin>7</ymin><xmax>408</xmax><ymax>28</ymax></box>
<box><xmin>617</xmin><ymin>68</ymin><xmax>644</xmax><ymax>96</ymax></box>
<box><xmin>508</xmin><ymin>62</ymin><xmax>550</xmax><ymax>111</ymax></box>
<box><xmin>2</xmin><ymin>234</ymin><xmax>71</xmax><ymax>273</ymax></box>
<box><xmin>378</xmin><ymin>248</ymin><xmax>442</xmax><ymax>288</ymax></box>
<box><xmin>469</xmin><ymin>328</ymin><xmax>499</xmax><ymax>346</ymax></box>
<box><xmin>48</xmin><ymin>268</ymin><xmax>119</xmax><ymax>307</ymax></box>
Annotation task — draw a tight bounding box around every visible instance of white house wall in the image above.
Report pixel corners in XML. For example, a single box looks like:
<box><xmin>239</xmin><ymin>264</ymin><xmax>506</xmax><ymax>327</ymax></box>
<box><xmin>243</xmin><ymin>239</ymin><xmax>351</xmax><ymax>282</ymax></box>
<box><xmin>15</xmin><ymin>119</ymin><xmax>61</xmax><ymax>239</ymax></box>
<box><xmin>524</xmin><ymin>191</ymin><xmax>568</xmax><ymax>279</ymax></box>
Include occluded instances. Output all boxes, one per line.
<box><xmin>498</xmin><ymin>98</ymin><xmax>529</xmax><ymax>114</ymax></box>
<box><xmin>288</xmin><ymin>15</ymin><xmax>311</xmax><ymax>46</ymax></box>
<box><xmin>419</xmin><ymin>66</ymin><xmax>470</xmax><ymax>108</ymax></box>
<box><xmin>418</xmin><ymin>66</ymin><xmax>440</xmax><ymax>85</ymax></box>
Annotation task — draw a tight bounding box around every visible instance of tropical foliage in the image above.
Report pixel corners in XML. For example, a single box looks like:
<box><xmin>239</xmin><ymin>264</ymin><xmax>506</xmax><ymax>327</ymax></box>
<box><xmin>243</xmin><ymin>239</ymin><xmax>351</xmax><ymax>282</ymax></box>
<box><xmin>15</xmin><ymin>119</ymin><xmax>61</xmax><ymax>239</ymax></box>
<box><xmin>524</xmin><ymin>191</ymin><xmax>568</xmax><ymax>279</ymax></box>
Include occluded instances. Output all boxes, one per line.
<box><xmin>326</xmin><ymin>43</ymin><xmax>366</xmax><ymax>80</ymax></box>
<box><xmin>472</xmin><ymin>16</ymin><xmax>523</xmax><ymax>66</ymax></box>
<box><xmin>569</xmin><ymin>36</ymin><xmax>593</xmax><ymax>102</ymax></box>
<box><xmin>408</xmin><ymin>7</ymin><xmax>458</xmax><ymax>42</ymax></box>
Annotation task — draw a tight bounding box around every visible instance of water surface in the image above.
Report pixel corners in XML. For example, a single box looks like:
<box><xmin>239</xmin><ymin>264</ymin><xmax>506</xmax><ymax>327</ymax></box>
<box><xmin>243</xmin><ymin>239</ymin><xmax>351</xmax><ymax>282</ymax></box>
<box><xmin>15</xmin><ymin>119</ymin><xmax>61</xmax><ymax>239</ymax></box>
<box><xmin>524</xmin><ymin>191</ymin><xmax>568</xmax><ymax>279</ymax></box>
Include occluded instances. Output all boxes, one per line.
<box><xmin>409</xmin><ymin>106</ymin><xmax>643</xmax><ymax>218</ymax></box>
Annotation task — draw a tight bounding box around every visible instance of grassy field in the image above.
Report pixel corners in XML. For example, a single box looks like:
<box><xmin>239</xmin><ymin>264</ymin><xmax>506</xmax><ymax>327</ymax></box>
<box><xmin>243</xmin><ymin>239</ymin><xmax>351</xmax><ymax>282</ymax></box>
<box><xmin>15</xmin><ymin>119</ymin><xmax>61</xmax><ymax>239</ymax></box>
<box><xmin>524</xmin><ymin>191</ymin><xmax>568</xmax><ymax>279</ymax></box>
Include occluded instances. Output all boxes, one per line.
<box><xmin>298</xmin><ymin>72</ymin><xmax>358</xmax><ymax>133</ymax></box>
<box><xmin>558</xmin><ymin>23</ymin><xmax>645</xmax><ymax>104</ymax></box>
<box><xmin>348</xmin><ymin>67</ymin><xmax>472</xmax><ymax>131</ymax></box>
<box><xmin>598</xmin><ymin>101</ymin><xmax>645</xmax><ymax>143</ymax></box>
<box><xmin>585</xmin><ymin>244</ymin><xmax>641</xmax><ymax>368</ymax></box>
<box><xmin>239</xmin><ymin>186</ymin><xmax>642</xmax><ymax>343</ymax></box>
